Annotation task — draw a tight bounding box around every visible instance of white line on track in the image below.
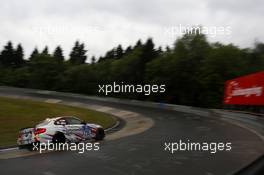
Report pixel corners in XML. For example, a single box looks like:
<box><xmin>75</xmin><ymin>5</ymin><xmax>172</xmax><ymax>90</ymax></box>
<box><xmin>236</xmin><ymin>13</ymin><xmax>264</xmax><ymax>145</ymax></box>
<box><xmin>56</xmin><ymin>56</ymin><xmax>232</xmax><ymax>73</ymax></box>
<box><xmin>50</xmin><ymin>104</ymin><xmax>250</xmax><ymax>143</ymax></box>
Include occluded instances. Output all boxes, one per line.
<box><xmin>0</xmin><ymin>147</ymin><xmax>18</xmax><ymax>152</ymax></box>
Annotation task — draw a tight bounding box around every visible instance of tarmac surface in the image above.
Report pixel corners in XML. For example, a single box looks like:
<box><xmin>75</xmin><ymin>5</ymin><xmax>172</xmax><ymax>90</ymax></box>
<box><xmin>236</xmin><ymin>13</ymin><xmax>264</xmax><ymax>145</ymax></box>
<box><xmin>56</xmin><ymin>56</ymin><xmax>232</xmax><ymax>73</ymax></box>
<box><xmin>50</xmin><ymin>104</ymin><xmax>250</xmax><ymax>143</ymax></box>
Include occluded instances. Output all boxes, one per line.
<box><xmin>0</xmin><ymin>87</ymin><xmax>263</xmax><ymax>175</ymax></box>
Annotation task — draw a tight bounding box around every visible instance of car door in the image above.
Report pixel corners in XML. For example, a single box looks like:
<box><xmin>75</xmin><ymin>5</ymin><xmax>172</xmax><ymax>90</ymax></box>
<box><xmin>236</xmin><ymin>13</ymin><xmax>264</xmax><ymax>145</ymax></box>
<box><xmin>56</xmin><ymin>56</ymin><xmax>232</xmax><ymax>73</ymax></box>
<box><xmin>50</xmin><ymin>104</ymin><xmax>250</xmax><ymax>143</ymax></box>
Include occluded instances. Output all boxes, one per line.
<box><xmin>65</xmin><ymin>117</ymin><xmax>88</xmax><ymax>142</ymax></box>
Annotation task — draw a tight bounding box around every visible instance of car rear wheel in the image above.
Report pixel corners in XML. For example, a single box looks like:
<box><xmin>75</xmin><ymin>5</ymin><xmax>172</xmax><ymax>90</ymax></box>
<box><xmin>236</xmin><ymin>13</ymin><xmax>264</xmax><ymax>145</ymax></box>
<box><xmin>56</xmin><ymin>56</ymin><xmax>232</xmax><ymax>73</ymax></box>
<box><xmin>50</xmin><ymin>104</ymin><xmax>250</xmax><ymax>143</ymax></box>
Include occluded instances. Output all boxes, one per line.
<box><xmin>52</xmin><ymin>132</ymin><xmax>66</xmax><ymax>143</ymax></box>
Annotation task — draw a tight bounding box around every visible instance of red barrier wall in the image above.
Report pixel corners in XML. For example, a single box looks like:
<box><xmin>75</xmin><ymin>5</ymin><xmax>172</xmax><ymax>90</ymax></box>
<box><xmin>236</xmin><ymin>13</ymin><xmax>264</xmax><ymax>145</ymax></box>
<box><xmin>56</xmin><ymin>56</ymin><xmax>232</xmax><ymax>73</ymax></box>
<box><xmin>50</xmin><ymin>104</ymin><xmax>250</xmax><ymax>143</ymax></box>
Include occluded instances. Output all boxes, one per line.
<box><xmin>223</xmin><ymin>71</ymin><xmax>264</xmax><ymax>105</ymax></box>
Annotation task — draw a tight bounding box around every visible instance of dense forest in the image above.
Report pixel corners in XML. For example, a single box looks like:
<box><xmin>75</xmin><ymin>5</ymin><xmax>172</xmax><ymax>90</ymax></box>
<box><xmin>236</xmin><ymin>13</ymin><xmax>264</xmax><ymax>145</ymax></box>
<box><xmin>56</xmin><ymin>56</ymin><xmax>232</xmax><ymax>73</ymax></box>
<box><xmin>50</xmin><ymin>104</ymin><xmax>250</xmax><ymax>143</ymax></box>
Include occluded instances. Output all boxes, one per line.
<box><xmin>0</xmin><ymin>32</ymin><xmax>264</xmax><ymax>108</ymax></box>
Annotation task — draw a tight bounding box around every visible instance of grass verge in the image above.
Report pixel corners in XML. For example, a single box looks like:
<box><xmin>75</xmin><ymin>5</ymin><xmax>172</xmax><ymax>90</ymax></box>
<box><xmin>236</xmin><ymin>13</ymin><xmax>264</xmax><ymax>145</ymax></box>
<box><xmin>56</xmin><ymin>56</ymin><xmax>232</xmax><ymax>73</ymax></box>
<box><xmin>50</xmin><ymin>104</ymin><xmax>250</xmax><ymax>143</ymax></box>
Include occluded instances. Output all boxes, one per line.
<box><xmin>0</xmin><ymin>96</ymin><xmax>116</xmax><ymax>147</ymax></box>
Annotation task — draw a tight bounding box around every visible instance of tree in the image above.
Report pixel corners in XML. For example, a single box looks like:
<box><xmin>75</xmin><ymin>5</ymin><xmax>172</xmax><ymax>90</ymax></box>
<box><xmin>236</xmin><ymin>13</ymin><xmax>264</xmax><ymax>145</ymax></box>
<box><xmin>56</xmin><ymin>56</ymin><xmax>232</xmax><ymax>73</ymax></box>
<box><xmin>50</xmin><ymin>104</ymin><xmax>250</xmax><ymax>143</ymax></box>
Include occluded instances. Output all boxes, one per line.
<box><xmin>98</xmin><ymin>49</ymin><xmax>115</xmax><ymax>62</ymax></box>
<box><xmin>254</xmin><ymin>42</ymin><xmax>264</xmax><ymax>54</ymax></box>
<box><xmin>145</xmin><ymin>32</ymin><xmax>211</xmax><ymax>106</ymax></box>
<box><xmin>60</xmin><ymin>65</ymin><xmax>98</xmax><ymax>94</ymax></box>
<box><xmin>116</xmin><ymin>45</ymin><xmax>123</xmax><ymax>59</ymax></box>
<box><xmin>98</xmin><ymin>56</ymin><xmax>103</xmax><ymax>62</ymax></box>
<box><xmin>166</xmin><ymin>46</ymin><xmax>171</xmax><ymax>52</ymax></box>
<box><xmin>69</xmin><ymin>41</ymin><xmax>87</xmax><ymax>65</ymax></box>
<box><xmin>1</xmin><ymin>35</ymin><xmax>264</xmax><ymax>109</ymax></box>
<box><xmin>141</xmin><ymin>38</ymin><xmax>158</xmax><ymax>62</ymax></box>
<box><xmin>135</xmin><ymin>40</ymin><xmax>142</xmax><ymax>48</ymax></box>
<box><xmin>28</xmin><ymin>54</ymin><xmax>65</xmax><ymax>89</ymax></box>
<box><xmin>157</xmin><ymin>46</ymin><xmax>162</xmax><ymax>54</ymax></box>
<box><xmin>110</xmin><ymin>48</ymin><xmax>142</xmax><ymax>84</ymax></box>
<box><xmin>199</xmin><ymin>44</ymin><xmax>246</xmax><ymax>107</ymax></box>
<box><xmin>0</xmin><ymin>41</ymin><xmax>15</xmax><ymax>67</ymax></box>
<box><xmin>133</xmin><ymin>38</ymin><xmax>159</xmax><ymax>84</ymax></box>
<box><xmin>29</xmin><ymin>48</ymin><xmax>39</xmax><ymax>61</ymax></box>
<box><xmin>42</xmin><ymin>46</ymin><xmax>49</xmax><ymax>55</ymax></box>
<box><xmin>91</xmin><ymin>56</ymin><xmax>96</xmax><ymax>64</ymax></box>
<box><xmin>14</xmin><ymin>44</ymin><xmax>25</xmax><ymax>66</ymax></box>
<box><xmin>53</xmin><ymin>46</ymin><xmax>64</xmax><ymax>62</ymax></box>
<box><xmin>125</xmin><ymin>46</ymin><xmax>132</xmax><ymax>55</ymax></box>
<box><xmin>98</xmin><ymin>45</ymin><xmax>125</xmax><ymax>62</ymax></box>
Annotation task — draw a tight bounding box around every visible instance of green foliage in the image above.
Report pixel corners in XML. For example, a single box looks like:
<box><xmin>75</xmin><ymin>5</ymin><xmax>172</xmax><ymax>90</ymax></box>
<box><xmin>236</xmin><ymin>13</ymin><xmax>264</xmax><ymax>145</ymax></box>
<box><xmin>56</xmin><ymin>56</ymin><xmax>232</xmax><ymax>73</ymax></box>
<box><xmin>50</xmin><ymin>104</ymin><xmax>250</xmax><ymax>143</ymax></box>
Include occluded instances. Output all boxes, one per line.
<box><xmin>98</xmin><ymin>44</ymin><xmax>124</xmax><ymax>62</ymax></box>
<box><xmin>28</xmin><ymin>54</ymin><xmax>65</xmax><ymax>90</ymax></box>
<box><xmin>29</xmin><ymin>48</ymin><xmax>39</xmax><ymax>60</ymax></box>
<box><xmin>0</xmin><ymin>35</ymin><xmax>263</xmax><ymax>108</ymax></box>
<box><xmin>53</xmin><ymin>46</ymin><xmax>64</xmax><ymax>62</ymax></box>
<box><xmin>14</xmin><ymin>44</ymin><xmax>25</xmax><ymax>66</ymax></box>
<box><xmin>69</xmin><ymin>41</ymin><xmax>87</xmax><ymax>65</ymax></box>
<box><xmin>60</xmin><ymin>64</ymin><xmax>98</xmax><ymax>94</ymax></box>
<box><xmin>116</xmin><ymin>44</ymin><xmax>123</xmax><ymax>59</ymax></box>
<box><xmin>0</xmin><ymin>41</ymin><xmax>24</xmax><ymax>67</ymax></box>
<box><xmin>110</xmin><ymin>48</ymin><xmax>142</xmax><ymax>83</ymax></box>
<box><xmin>42</xmin><ymin>46</ymin><xmax>49</xmax><ymax>55</ymax></box>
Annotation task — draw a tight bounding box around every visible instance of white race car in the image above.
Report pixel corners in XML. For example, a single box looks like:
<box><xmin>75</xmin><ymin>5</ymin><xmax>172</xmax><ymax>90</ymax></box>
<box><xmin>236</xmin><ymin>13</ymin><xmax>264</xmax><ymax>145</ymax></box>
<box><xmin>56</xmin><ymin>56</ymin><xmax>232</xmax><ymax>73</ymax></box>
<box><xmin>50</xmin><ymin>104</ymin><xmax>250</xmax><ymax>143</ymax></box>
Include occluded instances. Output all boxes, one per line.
<box><xmin>17</xmin><ymin>116</ymin><xmax>105</xmax><ymax>148</ymax></box>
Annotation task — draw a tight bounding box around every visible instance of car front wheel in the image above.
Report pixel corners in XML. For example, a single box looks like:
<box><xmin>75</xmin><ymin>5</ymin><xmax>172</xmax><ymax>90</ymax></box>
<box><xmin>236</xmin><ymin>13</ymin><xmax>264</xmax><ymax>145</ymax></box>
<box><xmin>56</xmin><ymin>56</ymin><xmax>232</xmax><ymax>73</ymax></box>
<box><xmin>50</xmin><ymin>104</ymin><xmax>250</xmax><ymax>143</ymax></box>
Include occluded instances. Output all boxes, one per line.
<box><xmin>94</xmin><ymin>128</ymin><xmax>105</xmax><ymax>140</ymax></box>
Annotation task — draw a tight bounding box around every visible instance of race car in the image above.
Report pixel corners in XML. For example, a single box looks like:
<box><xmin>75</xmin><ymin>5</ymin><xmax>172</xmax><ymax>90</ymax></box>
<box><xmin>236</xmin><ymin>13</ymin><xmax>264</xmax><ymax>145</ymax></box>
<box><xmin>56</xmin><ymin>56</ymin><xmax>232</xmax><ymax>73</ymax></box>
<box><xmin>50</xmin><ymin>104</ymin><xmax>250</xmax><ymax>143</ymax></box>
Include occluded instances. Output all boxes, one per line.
<box><xmin>17</xmin><ymin>116</ymin><xmax>105</xmax><ymax>148</ymax></box>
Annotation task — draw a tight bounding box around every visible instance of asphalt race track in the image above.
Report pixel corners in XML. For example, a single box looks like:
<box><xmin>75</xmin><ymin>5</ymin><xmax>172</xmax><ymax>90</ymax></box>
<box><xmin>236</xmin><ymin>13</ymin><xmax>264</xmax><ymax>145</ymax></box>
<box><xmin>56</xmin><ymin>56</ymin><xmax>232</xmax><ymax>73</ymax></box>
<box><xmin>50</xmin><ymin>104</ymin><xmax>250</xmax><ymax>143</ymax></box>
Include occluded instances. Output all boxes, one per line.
<box><xmin>0</xmin><ymin>87</ymin><xmax>263</xmax><ymax>175</ymax></box>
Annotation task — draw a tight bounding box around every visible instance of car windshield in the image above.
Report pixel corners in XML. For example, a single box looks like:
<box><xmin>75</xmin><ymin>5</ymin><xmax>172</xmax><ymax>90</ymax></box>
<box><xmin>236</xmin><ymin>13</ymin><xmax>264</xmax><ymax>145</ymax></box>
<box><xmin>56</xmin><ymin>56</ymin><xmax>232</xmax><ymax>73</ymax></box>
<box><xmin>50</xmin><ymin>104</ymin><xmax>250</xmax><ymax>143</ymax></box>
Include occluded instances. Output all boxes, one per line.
<box><xmin>66</xmin><ymin>117</ymin><xmax>82</xmax><ymax>125</ymax></box>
